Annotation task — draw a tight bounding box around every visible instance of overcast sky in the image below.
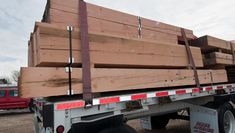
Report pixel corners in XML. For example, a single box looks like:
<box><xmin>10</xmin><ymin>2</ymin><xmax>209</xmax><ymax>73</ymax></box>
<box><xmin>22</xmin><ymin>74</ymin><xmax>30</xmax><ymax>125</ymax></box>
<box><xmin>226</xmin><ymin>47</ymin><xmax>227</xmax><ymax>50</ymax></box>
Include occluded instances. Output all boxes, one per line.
<box><xmin>0</xmin><ymin>0</ymin><xmax>235</xmax><ymax>78</ymax></box>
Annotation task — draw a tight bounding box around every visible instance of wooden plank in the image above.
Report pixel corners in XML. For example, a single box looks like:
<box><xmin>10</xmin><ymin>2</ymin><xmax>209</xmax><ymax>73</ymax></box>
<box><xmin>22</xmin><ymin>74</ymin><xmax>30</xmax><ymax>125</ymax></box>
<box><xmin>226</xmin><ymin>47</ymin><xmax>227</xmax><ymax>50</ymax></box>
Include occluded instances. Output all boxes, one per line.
<box><xmin>38</xmin><ymin>34</ymin><xmax>202</xmax><ymax>57</ymax></box>
<box><xmin>48</xmin><ymin>9</ymin><xmax>178</xmax><ymax>44</ymax></box>
<box><xmin>35</xmin><ymin>22</ymin><xmax>175</xmax><ymax>45</ymax></box>
<box><xmin>33</xmin><ymin>23</ymin><xmax>203</xmax><ymax>68</ymax></box>
<box><xmin>19</xmin><ymin>67</ymin><xmax>227</xmax><ymax>98</ymax></box>
<box><xmin>191</xmin><ymin>35</ymin><xmax>233</xmax><ymax>53</ymax></box>
<box><xmin>37</xmin><ymin>48</ymin><xmax>203</xmax><ymax>68</ymax></box>
<box><xmin>46</xmin><ymin>0</ymin><xmax>194</xmax><ymax>39</ymax></box>
<box><xmin>48</xmin><ymin>8</ymin><xmax>194</xmax><ymax>39</ymax></box>
<box><xmin>204</xmin><ymin>52</ymin><xmax>233</xmax><ymax>66</ymax></box>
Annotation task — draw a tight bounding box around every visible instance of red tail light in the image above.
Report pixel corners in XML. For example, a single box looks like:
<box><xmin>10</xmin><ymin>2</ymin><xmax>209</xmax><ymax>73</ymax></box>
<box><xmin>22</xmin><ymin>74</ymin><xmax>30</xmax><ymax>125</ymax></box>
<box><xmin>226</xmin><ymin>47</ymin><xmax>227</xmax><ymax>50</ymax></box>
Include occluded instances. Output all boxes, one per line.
<box><xmin>56</xmin><ymin>125</ymin><xmax>64</xmax><ymax>133</ymax></box>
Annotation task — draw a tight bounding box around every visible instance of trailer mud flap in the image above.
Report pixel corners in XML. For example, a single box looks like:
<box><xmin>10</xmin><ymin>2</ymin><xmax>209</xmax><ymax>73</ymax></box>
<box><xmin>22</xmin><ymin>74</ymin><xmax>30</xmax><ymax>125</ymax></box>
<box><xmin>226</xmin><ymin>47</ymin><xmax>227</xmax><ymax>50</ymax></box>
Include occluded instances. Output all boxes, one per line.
<box><xmin>190</xmin><ymin>105</ymin><xmax>219</xmax><ymax>133</ymax></box>
<box><xmin>71</xmin><ymin>114</ymin><xmax>123</xmax><ymax>133</ymax></box>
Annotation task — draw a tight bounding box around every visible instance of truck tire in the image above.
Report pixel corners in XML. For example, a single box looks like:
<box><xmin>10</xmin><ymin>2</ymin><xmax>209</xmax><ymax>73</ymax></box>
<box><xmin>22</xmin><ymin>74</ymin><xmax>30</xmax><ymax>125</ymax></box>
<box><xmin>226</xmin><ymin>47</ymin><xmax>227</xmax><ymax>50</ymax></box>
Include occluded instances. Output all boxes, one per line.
<box><xmin>150</xmin><ymin>115</ymin><xmax>170</xmax><ymax>129</ymax></box>
<box><xmin>218</xmin><ymin>103</ymin><xmax>235</xmax><ymax>133</ymax></box>
<box><xmin>98</xmin><ymin>124</ymin><xmax>137</xmax><ymax>133</ymax></box>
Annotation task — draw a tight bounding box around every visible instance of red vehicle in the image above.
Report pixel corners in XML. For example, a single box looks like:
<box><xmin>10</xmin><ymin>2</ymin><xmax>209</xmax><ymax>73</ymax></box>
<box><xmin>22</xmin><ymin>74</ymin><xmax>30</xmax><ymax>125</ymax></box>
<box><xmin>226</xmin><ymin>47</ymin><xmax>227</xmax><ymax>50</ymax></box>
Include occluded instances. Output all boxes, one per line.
<box><xmin>0</xmin><ymin>84</ymin><xmax>33</xmax><ymax>111</ymax></box>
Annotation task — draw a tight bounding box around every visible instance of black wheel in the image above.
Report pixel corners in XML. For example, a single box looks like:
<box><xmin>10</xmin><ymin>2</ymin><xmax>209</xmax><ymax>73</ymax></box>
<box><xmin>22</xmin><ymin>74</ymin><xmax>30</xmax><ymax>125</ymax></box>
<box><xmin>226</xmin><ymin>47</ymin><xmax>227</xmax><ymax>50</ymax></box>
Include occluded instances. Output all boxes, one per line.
<box><xmin>150</xmin><ymin>115</ymin><xmax>170</xmax><ymax>129</ymax></box>
<box><xmin>218</xmin><ymin>103</ymin><xmax>235</xmax><ymax>133</ymax></box>
<box><xmin>98</xmin><ymin>124</ymin><xmax>137</xmax><ymax>133</ymax></box>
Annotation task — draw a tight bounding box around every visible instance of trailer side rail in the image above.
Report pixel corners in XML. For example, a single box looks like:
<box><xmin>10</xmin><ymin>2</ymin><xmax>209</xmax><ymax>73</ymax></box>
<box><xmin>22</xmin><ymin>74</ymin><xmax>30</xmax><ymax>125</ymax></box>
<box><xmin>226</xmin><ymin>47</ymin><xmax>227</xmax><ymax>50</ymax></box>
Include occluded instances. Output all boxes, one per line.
<box><xmin>34</xmin><ymin>83</ymin><xmax>235</xmax><ymax>111</ymax></box>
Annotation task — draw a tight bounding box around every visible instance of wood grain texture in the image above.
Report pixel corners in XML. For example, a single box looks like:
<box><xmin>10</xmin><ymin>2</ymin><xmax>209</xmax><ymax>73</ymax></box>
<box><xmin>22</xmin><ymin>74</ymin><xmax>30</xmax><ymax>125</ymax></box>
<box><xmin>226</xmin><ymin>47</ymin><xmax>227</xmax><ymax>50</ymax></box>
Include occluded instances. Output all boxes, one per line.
<box><xmin>47</xmin><ymin>8</ymin><xmax>178</xmax><ymax>44</ymax></box>
<box><xmin>32</xmin><ymin>22</ymin><xmax>203</xmax><ymax>68</ymax></box>
<box><xmin>45</xmin><ymin>0</ymin><xmax>194</xmax><ymax>39</ymax></box>
<box><xmin>204</xmin><ymin>52</ymin><xmax>234</xmax><ymax>66</ymax></box>
<box><xmin>191</xmin><ymin>35</ymin><xmax>233</xmax><ymax>53</ymax></box>
<box><xmin>19</xmin><ymin>67</ymin><xmax>227</xmax><ymax>98</ymax></box>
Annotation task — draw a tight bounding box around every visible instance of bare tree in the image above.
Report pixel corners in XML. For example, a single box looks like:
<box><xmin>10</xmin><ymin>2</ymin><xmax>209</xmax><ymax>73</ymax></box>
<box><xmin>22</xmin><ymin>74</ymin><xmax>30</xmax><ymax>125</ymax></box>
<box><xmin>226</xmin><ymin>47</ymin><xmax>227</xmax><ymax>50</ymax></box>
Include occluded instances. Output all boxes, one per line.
<box><xmin>0</xmin><ymin>77</ymin><xmax>11</xmax><ymax>84</ymax></box>
<box><xmin>11</xmin><ymin>70</ymin><xmax>20</xmax><ymax>83</ymax></box>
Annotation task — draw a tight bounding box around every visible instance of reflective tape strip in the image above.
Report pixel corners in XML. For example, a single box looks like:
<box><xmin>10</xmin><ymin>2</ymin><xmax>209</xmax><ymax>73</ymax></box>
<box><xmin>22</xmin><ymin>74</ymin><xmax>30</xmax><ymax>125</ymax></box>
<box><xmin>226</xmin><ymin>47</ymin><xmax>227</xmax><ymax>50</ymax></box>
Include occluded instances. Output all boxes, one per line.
<box><xmin>55</xmin><ymin>83</ymin><xmax>235</xmax><ymax>109</ymax></box>
<box><xmin>56</xmin><ymin>101</ymin><xmax>85</xmax><ymax>110</ymax></box>
<box><xmin>216</xmin><ymin>86</ymin><xmax>224</xmax><ymax>90</ymax></box>
<box><xmin>168</xmin><ymin>90</ymin><xmax>176</xmax><ymax>95</ymax></box>
<box><xmin>204</xmin><ymin>87</ymin><xmax>213</xmax><ymax>91</ymax></box>
<box><xmin>131</xmin><ymin>94</ymin><xmax>147</xmax><ymax>100</ymax></box>
<box><xmin>93</xmin><ymin>99</ymin><xmax>99</xmax><ymax>105</ymax></box>
<box><xmin>120</xmin><ymin>95</ymin><xmax>131</xmax><ymax>102</ymax></box>
<box><xmin>147</xmin><ymin>92</ymin><xmax>156</xmax><ymax>98</ymax></box>
<box><xmin>156</xmin><ymin>92</ymin><xmax>169</xmax><ymax>97</ymax></box>
<box><xmin>186</xmin><ymin>89</ymin><xmax>193</xmax><ymax>93</ymax></box>
<box><xmin>176</xmin><ymin>90</ymin><xmax>186</xmax><ymax>95</ymax></box>
<box><xmin>192</xmin><ymin>88</ymin><xmax>200</xmax><ymax>93</ymax></box>
<box><xmin>99</xmin><ymin>97</ymin><xmax>120</xmax><ymax>105</ymax></box>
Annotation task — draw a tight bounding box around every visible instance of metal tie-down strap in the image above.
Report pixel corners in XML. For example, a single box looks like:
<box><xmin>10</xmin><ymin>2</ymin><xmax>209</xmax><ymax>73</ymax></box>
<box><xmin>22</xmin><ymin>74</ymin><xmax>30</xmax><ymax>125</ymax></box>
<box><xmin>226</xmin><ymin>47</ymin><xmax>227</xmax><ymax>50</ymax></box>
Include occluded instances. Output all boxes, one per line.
<box><xmin>181</xmin><ymin>28</ymin><xmax>201</xmax><ymax>89</ymax></box>
<box><xmin>230</xmin><ymin>42</ymin><xmax>235</xmax><ymax>64</ymax></box>
<box><xmin>79</xmin><ymin>0</ymin><xmax>93</xmax><ymax>107</ymax></box>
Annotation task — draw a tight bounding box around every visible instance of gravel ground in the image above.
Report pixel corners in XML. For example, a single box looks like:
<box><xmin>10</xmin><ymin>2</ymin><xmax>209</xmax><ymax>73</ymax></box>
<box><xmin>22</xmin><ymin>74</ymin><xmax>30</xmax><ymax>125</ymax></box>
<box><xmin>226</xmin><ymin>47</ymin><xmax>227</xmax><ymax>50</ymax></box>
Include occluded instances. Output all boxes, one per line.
<box><xmin>0</xmin><ymin>110</ymin><xmax>190</xmax><ymax>133</ymax></box>
<box><xmin>0</xmin><ymin>110</ymin><xmax>34</xmax><ymax>133</ymax></box>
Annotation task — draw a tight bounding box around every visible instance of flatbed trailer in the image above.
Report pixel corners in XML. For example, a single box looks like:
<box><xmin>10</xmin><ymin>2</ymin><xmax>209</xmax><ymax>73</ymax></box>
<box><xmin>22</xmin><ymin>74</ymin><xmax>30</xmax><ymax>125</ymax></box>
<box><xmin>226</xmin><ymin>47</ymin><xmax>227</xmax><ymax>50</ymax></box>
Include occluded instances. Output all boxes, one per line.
<box><xmin>31</xmin><ymin>1</ymin><xmax>235</xmax><ymax>133</ymax></box>
<box><xmin>34</xmin><ymin>83</ymin><xmax>235</xmax><ymax>133</ymax></box>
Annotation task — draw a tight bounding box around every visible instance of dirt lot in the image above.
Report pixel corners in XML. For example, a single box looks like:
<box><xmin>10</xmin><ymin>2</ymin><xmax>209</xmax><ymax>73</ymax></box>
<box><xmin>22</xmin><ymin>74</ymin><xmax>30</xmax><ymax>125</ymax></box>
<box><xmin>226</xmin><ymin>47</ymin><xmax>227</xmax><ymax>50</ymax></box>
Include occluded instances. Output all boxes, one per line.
<box><xmin>0</xmin><ymin>110</ymin><xmax>190</xmax><ymax>133</ymax></box>
<box><xmin>0</xmin><ymin>110</ymin><xmax>33</xmax><ymax>133</ymax></box>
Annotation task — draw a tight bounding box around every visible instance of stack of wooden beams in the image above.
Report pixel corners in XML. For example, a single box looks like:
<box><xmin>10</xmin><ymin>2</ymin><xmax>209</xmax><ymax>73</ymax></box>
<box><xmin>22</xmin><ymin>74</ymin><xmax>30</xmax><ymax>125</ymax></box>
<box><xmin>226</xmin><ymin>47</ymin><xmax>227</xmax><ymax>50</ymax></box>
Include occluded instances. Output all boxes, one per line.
<box><xmin>29</xmin><ymin>22</ymin><xmax>203</xmax><ymax>68</ymax></box>
<box><xmin>19</xmin><ymin>0</ymin><xmax>228</xmax><ymax>98</ymax></box>
<box><xmin>191</xmin><ymin>35</ymin><xmax>235</xmax><ymax>67</ymax></box>
<box><xmin>42</xmin><ymin>0</ymin><xmax>196</xmax><ymax>41</ymax></box>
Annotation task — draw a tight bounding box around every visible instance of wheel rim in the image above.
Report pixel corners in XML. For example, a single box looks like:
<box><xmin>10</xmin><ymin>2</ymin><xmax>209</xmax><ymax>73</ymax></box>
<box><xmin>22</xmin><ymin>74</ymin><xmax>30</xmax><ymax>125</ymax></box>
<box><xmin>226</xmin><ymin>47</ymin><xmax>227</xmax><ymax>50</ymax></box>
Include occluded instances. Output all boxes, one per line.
<box><xmin>223</xmin><ymin>110</ymin><xmax>235</xmax><ymax>133</ymax></box>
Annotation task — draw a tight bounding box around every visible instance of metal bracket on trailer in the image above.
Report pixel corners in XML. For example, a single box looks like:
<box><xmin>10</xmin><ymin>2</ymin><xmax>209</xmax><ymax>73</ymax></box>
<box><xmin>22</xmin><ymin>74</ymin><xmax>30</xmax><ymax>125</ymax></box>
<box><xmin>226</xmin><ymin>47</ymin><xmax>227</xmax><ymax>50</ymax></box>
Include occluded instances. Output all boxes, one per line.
<box><xmin>79</xmin><ymin>0</ymin><xmax>93</xmax><ymax>107</ymax></box>
<box><xmin>181</xmin><ymin>28</ymin><xmax>201</xmax><ymax>89</ymax></box>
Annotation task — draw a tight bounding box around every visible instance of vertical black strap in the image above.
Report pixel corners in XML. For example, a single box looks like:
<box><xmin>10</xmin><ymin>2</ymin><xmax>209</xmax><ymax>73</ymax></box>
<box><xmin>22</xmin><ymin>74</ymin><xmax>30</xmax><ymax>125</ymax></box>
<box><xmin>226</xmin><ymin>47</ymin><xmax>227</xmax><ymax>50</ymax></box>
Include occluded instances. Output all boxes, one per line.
<box><xmin>231</xmin><ymin>42</ymin><xmax>235</xmax><ymax>64</ymax></box>
<box><xmin>181</xmin><ymin>28</ymin><xmax>201</xmax><ymax>88</ymax></box>
<box><xmin>79</xmin><ymin>0</ymin><xmax>93</xmax><ymax>106</ymax></box>
<box><xmin>67</xmin><ymin>26</ymin><xmax>73</xmax><ymax>96</ymax></box>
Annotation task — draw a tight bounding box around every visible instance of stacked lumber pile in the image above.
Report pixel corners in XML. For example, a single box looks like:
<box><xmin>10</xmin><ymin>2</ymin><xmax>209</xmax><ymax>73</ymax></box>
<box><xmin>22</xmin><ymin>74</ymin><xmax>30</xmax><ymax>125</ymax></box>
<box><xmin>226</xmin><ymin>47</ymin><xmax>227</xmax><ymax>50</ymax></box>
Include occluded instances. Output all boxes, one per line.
<box><xmin>42</xmin><ymin>0</ymin><xmax>195</xmax><ymax>41</ymax></box>
<box><xmin>19</xmin><ymin>0</ymin><xmax>228</xmax><ymax>98</ymax></box>
<box><xmin>29</xmin><ymin>22</ymin><xmax>203</xmax><ymax>68</ymax></box>
<box><xmin>191</xmin><ymin>35</ymin><xmax>235</xmax><ymax>68</ymax></box>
